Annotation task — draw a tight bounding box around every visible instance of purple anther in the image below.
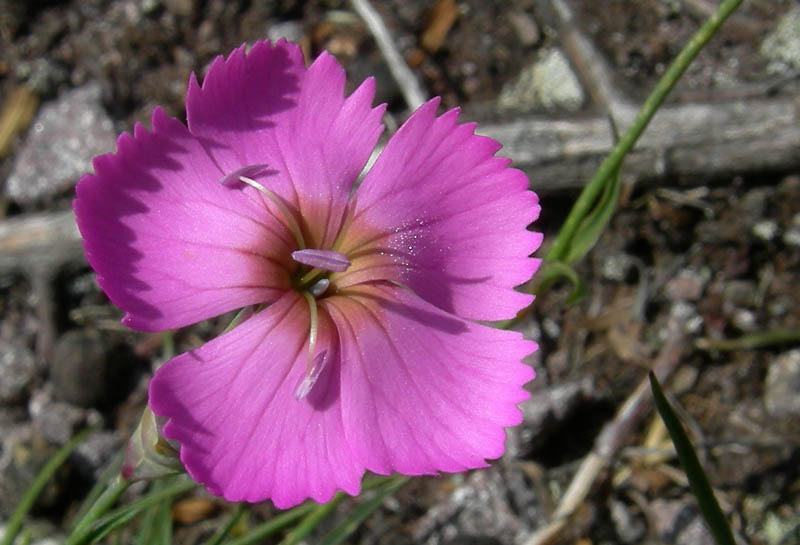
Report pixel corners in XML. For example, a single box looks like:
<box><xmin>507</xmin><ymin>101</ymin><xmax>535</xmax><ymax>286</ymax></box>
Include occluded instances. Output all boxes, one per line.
<box><xmin>291</xmin><ymin>249</ymin><xmax>351</xmax><ymax>272</ymax></box>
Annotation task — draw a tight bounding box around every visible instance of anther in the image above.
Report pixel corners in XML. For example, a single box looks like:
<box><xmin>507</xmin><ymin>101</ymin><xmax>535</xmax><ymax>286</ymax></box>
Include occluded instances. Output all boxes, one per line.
<box><xmin>292</xmin><ymin>249</ymin><xmax>350</xmax><ymax>273</ymax></box>
<box><xmin>308</xmin><ymin>278</ymin><xmax>330</xmax><ymax>298</ymax></box>
<box><xmin>294</xmin><ymin>350</ymin><xmax>328</xmax><ymax>400</ymax></box>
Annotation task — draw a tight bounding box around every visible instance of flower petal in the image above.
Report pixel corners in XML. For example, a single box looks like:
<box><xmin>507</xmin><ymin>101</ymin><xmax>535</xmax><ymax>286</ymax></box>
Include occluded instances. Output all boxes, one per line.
<box><xmin>74</xmin><ymin>108</ymin><xmax>293</xmax><ymax>332</ymax></box>
<box><xmin>335</xmin><ymin>99</ymin><xmax>541</xmax><ymax>321</ymax></box>
<box><xmin>149</xmin><ymin>292</ymin><xmax>364</xmax><ymax>507</ymax></box>
<box><xmin>323</xmin><ymin>283</ymin><xmax>536</xmax><ymax>476</ymax></box>
<box><xmin>186</xmin><ymin>40</ymin><xmax>386</xmax><ymax>249</ymax></box>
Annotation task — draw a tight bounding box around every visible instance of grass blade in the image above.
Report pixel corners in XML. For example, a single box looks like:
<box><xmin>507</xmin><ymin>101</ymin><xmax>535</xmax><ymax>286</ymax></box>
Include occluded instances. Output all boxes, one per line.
<box><xmin>649</xmin><ymin>372</ymin><xmax>736</xmax><ymax>545</ymax></box>
<box><xmin>320</xmin><ymin>476</ymin><xmax>409</xmax><ymax>545</ymax></box>
<box><xmin>1</xmin><ymin>429</ymin><xmax>91</xmax><ymax>545</ymax></box>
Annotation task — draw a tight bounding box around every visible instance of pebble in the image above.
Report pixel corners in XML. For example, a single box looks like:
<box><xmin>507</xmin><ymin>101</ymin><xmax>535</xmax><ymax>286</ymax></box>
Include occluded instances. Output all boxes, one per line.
<box><xmin>4</xmin><ymin>84</ymin><xmax>116</xmax><ymax>205</ymax></box>
<box><xmin>508</xmin><ymin>11</ymin><xmax>540</xmax><ymax>47</ymax></box>
<box><xmin>764</xmin><ymin>350</ymin><xmax>800</xmax><ymax>418</ymax></box>
<box><xmin>0</xmin><ymin>340</ymin><xmax>37</xmax><ymax>404</ymax></box>
<box><xmin>74</xmin><ymin>431</ymin><xmax>121</xmax><ymax>480</ymax></box>
<box><xmin>28</xmin><ymin>387</ymin><xmax>88</xmax><ymax>444</ymax></box>
<box><xmin>49</xmin><ymin>329</ymin><xmax>108</xmax><ymax>408</ymax></box>
<box><xmin>760</xmin><ymin>7</ymin><xmax>800</xmax><ymax>74</ymax></box>
<box><xmin>498</xmin><ymin>48</ymin><xmax>585</xmax><ymax>113</ymax></box>
<box><xmin>665</xmin><ymin>267</ymin><xmax>709</xmax><ymax>301</ymax></box>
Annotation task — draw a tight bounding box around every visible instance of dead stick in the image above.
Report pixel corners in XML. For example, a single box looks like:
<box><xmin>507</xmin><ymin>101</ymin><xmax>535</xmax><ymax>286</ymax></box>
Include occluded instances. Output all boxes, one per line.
<box><xmin>351</xmin><ymin>0</ymin><xmax>427</xmax><ymax>111</ymax></box>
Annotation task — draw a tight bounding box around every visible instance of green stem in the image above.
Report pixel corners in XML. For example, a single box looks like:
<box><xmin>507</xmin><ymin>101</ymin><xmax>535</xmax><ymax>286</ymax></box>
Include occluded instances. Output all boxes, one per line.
<box><xmin>66</xmin><ymin>475</ymin><xmax>132</xmax><ymax>545</ymax></box>
<box><xmin>545</xmin><ymin>0</ymin><xmax>744</xmax><ymax>262</ymax></box>
<box><xmin>1</xmin><ymin>429</ymin><xmax>91</xmax><ymax>545</ymax></box>
<box><xmin>695</xmin><ymin>328</ymin><xmax>800</xmax><ymax>351</ymax></box>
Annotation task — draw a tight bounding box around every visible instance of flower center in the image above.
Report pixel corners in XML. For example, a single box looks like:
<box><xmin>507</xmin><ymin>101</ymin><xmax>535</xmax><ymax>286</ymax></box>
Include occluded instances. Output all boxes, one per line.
<box><xmin>220</xmin><ymin>167</ymin><xmax>352</xmax><ymax>400</ymax></box>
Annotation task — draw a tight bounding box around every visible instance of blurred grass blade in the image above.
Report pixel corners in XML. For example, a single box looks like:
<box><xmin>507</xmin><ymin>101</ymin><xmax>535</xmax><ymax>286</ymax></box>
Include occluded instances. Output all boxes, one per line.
<box><xmin>67</xmin><ymin>479</ymin><xmax>196</xmax><ymax>545</ymax></box>
<box><xmin>320</xmin><ymin>476</ymin><xmax>409</xmax><ymax>545</ymax></box>
<box><xmin>563</xmin><ymin>165</ymin><xmax>622</xmax><ymax>265</ymax></box>
<box><xmin>222</xmin><ymin>503</ymin><xmax>316</xmax><ymax>545</ymax></box>
<box><xmin>1</xmin><ymin>429</ymin><xmax>90</xmax><ymax>545</ymax></box>
<box><xmin>202</xmin><ymin>504</ymin><xmax>247</xmax><ymax>545</ymax></box>
<box><xmin>276</xmin><ymin>494</ymin><xmax>346</xmax><ymax>545</ymax></box>
<box><xmin>649</xmin><ymin>372</ymin><xmax>736</xmax><ymax>545</ymax></box>
<box><xmin>68</xmin><ymin>451</ymin><xmax>124</xmax><ymax>532</ymax></box>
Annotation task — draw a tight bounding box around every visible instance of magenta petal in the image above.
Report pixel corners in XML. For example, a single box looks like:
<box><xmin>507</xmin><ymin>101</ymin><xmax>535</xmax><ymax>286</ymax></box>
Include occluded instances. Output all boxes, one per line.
<box><xmin>324</xmin><ymin>283</ymin><xmax>536</xmax><ymax>476</ymax></box>
<box><xmin>339</xmin><ymin>99</ymin><xmax>542</xmax><ymax>321</ymax></box>
<box><xmin>74</xmin><ymin>108</ymin><xmax>294</xmax><ymax>331</ymax></box>
<box><xmin>149</xmin><ymin>292</ymin><xmax>364</xmax><ymax>507</ymax></box>
<box><xmin>186</xmin><ymin>40</ymin><xmax>386</xmax><ymax>248</ymax></box>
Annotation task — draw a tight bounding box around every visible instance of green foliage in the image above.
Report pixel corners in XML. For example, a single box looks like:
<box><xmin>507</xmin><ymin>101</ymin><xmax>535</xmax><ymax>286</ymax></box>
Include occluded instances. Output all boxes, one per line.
<box><xmin>649</xmin><ymin>372</ymin><xmax>737</xmax><ymax>545</ymax></box>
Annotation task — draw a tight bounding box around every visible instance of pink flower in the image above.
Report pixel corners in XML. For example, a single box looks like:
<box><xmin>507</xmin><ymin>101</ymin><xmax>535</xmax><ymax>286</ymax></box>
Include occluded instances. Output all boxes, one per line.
<box><xmin>74</xmin><ymin>40</ymin><xmax>542</xmax><ymax>508</ymax></box>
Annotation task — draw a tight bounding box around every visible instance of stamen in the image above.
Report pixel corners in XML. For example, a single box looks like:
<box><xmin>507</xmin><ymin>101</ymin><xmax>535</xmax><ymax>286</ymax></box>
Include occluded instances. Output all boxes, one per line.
<box><xmin>292</xmin><ymin>249</ymin><xmax>351</xmax><ymax>273</ymax></box>
<box><xmin>219</xmin><ymin>168</ymin><xmax>306</xmax><ymax>250</ymax></box>
<box><xmin>294</xmin><ymin>351</ymin><xmax>328</xmax><ymax>400</ymax></box>
<box><xmin>297</xmin><ymin>292</ymin><xmax>326</xmax><ymax>400</ymax></box>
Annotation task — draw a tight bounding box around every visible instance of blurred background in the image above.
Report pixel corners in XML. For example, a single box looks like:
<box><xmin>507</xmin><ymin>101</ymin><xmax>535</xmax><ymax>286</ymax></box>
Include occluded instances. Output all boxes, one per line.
<box><xmin>0</xmin><ymin>1</ymin><xmax>799</xmax><ymax>544</ymax></box>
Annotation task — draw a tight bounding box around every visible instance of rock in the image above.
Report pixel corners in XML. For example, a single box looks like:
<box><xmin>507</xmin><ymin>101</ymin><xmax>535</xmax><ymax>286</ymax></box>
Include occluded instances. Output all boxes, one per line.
<box><xmin>610</xmin><ymin>499</ymin><xmax>646</xmax><ymax>544</ymax></box>
<box><xmin>74</xmin><ymin>431</ymin><xmax>121</xmax><ymax>481</ymax></box>
<box><xmin>28</xmin><ymin>387</ymin><xmax>89</xmax><ymax>445</ymax></box>
<box><xmin>782</xmin><ymin>213</ymin><xmax>800</xmax><ymax>248</ymax></box>
<box><xmin>508</xmin><ymin>11</ymin><xmax>540</xmax><ymax>47</ymax></box>
<box><xmin>498</xmin><ymin>48</ymin><xmax>585</xmax><ymax>113</ymax></box>
<box><xmin>761</xmin><ymin>7</ymin><xmax>800</xmax><ymax>74</ymax></box>
<box><xmin>665</xmin><ymin>267</ymin><xmax>710</xmax><ymax>301</ymax></box>
<box><xmin>0</xmin><ymin>340</ymin><xmax>37</xmax><ymax>404</ymax></box>
<box><xmin>650</xmin><ymin>499</ymin><xmax>715</xmax><ymax>545</ymax></box>
<box><xmin>412</xmin><ymin>464</ymin><xmax>545</xmax><ymax>545</ymax></box>
<box><xmin>4</xmin><ymin>84</ymin><xmax>115</xmax><ymax>205</ymax></box>
<box><xmin>267</xmin><ymin>20</ymin><xmax>305</xmax><ymax>44</ymax></box>
<box><xmin>49</xmin><ymin>329</ymin><xmax>108</xmax><ymax>408</ymax></box>
<box><xmin>764</xmin><ymin>349</ymin><xmax>800</xmax><ymax>418</ymax></box>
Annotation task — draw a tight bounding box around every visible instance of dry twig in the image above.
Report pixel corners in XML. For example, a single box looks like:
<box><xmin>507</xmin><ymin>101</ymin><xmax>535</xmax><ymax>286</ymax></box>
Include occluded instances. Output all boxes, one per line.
<box><xmin>350</xmin><ymin>0</ymin><xmax>427</xmax><ymax>111</ymax></box>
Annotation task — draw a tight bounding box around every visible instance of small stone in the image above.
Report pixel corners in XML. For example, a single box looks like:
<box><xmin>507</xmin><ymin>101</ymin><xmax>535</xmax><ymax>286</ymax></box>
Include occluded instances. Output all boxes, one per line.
<box><xmin>0</xmin><ymin>340</ymin><xmax>37</xmax><ymax>404</ymax></box>
<box><xmin>508</xmin><ymin>11</ymin><xmax>540</xmax><ymax>47</ymax></box>
<box><xmin>782</xmin><ymin>213</ymin><xmax>800</xmax><ymax>247</ymax></box>
<box><xmin>764</xmin><ymin>350</ymin><xmax>800</xmax><ymax>418</ymax></box>
<box><xmin>267</xmin><ymin>20</ymin><xmax>305</xmax><ymax>44</ymax></box>
<box><xmin>600</xmin><ymin>253</ymin><xmax>634</xmax><ymax>282</ymax></box>
<box><xmin>752</xmin><ymin>220</ymin><xmax>779</xmax><ymax>242</ymax></box>
<box><xmin>665</xmin><ymin>267</ymin><xmax>709</xmax><ymax>301</ymax></box>
<box><xmin>5</xmin><ymin>84</ymin><xmax>115</xmax><ymax>205</ymax></box>
<box><xmin>74</xmin><ymin>432</ymin><xmax>121</xmax><ymax>480</ymax></box>
<box><xmin>610</xmin><ymin>499</ymin><xmax>646</xmax><ymax>544</ymax></box>
<box><xmin>761</xmin><ymin>7</ymin><xmax>800</xmax><ymax>74</ymax></box>
<box><xmin>50</xmin><ymin>329</ymin><xmax>108</xmax><ymax>408</ymax></box>
<box><xmin>498</xmin><ymin>48</ymin><xmax>585</xmax><ymax>113</ymax></box>
<box><xmin>29</xmin><ymin>388</ymin><xmax>87</xmax><ymax>444</ymax></box>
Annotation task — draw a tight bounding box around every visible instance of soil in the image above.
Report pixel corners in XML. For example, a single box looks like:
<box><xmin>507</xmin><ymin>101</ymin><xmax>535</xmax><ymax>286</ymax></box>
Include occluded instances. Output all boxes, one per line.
<box><xmin>0</xmin><ymin>1</ymin><xmax>798</xmax><ymax>544</ymax></box>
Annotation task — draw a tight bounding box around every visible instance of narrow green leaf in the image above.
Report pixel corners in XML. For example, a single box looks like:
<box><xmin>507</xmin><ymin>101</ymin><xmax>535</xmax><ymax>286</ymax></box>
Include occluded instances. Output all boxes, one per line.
<box><xmin>201</xmin><ymin>504</ymin><xmax>247</xmax><ymax>545</ymax></box>
<box><xmin>649</xmin><ymin>372</ymin><xmax>737</xmax><ymax>545</ymax></box>
<box><xmin>563</xmin><ymin>164</ymin><xmax>622</xmax><ymax>265</ymax></box>
<box><xmin>221</xmin><ymin>503</ymin><xmax>316</xmax><ymax>545</ymax></box>
<box><xmin>67</xmin><ymin>479</ymin><xmax>196</xmax><ymax>545</ymax></box>
<box><xmin>68</xmin><ymin>451</ymin><xmax>124</xmax><ymax>532</ymax></box>
<box><xmin>320</xmin><ymin>476</ymin><xmax>409</xmax><ymax>545</ymax></box>
<box><xmin>277</xmin><ymin>494</ymin><xmax>346</xmax><ymax>545</ymax></box>
<box><xmin>1</xmin><ymin>429</ymin><xmax>91</xmax><ymax>545</ymax></box>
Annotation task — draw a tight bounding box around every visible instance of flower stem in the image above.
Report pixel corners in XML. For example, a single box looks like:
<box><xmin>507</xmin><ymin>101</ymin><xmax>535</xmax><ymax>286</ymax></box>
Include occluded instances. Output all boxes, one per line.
<box><xmin>545</xmin><ymin>0</ymin><xmax>744</xmax><ymax>262</ymax></box>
